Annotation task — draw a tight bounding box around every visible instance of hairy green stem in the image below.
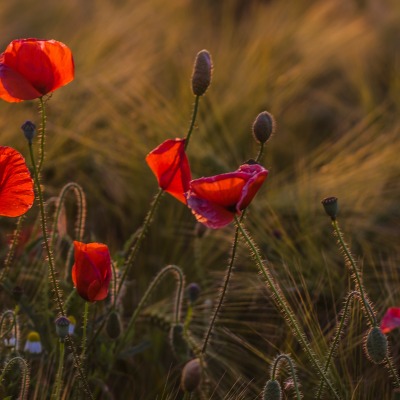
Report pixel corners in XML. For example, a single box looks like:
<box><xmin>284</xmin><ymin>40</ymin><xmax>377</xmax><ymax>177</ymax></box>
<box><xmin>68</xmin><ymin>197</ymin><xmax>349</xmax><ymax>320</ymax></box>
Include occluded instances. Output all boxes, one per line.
<box><xmin>271</xmin><ymin>354</ymin><xmax>301</xmax><ymax>400</ymax></box>
<box><xmin>0</xmin><ymin>356</ymin><xmax>30</xmax><ymax>400</ymax></box>
<box><xmin>37</xmin><ymin>96</ymin><xmax>47</xmax><ymax>174</ymax></box>
<box><xmin>234</xmin><ymin>216</ymin><xmax>340</xmax><ymax>399</ymax></box>
<box><xmin>52</xmin><ymin>340</ymin><xmax>65</xmax><ymax>400</ymax></box>
<box><xmin>184</xmin><ymin>95</ymin><xmax>200</xmax><ymax>150</ymax></box>
<box><xmin>81</xmin><ymin>302</ymin><xmax>90</xmax><ymax>362</ymax></box>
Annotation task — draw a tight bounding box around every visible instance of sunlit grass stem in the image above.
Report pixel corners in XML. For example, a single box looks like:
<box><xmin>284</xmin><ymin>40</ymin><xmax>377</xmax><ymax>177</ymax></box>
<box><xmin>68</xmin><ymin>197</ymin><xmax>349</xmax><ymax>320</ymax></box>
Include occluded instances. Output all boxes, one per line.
<box><xmin>234</xmin><ymin>215</ymin><xmax>341</xmax><ymax>399</ymax></box>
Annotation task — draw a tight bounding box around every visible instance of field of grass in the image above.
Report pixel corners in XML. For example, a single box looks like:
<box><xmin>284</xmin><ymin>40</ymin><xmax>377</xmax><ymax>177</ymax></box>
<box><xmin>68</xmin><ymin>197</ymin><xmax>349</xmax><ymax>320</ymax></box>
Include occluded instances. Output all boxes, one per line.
<box><xmin>0</xmin><ymin>0</ymin><xmax>400</xmax><ymax>399</ymax></box>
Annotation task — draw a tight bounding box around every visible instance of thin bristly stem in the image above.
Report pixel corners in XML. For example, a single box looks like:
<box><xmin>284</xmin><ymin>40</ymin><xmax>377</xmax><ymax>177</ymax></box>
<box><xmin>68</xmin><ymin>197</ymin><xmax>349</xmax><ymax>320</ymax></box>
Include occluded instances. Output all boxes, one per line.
<box><xmin>52</xmin><ymin>340</ymin><xmax>65</xmax><ymax>400</ymax></box>
<box><xmin>234</xmin><ymin>215</ymin><xmax>341</xmax><ymax>400</ymax></box>
<box><xmin>185</xmin><ymin>95</ymin><xmax>200</xmax><ymax>150</ymax></box>
<box><xmin>271</xmin><ymin>354</ymin><xmax>302</xmax><ymax>400</ymax></box>
<box><xmin>81</xmin><ymin>302</ymin><xmax>89</xmax><ymax>362</ymax></box>
<box><xmin>0</xmin><ymin>356</ymin><xmax>30</xmax><ymax>400</ymax></box>
<box><xmin>28</xmin><ymin>142</ymin><xmax>65</xmax><ymax>317</ymax></box>
<box><xmin>37</xmin><ymin>96</ymin><xmax>47</xmax><ymax>174</ymax></box>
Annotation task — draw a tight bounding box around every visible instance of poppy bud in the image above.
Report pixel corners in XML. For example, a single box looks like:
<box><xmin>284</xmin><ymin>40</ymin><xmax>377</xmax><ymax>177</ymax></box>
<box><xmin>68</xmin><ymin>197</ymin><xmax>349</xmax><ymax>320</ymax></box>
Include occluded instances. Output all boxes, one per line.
<box><xmin>21</xmin><ymin>121</ymin><xmax>36</xmax><ymax>144</ymax></box>
<box><xmin>262</xmin><ymin>379</ymin><xmax>282</xmax><ymax>400</ymax></box>
<box><xmin>55</xmin><ymin>316</ymin><xmax>70</xmax><ymax>341</ymax></box>
<box><xmin>105</xmin><ymin>310</ymin><xmax>122</xmax><ymax>340</ymax></box>
<box><xmin>181</xmin><ymin>358</ymin><xmax>202</xmax><ymax>393</ymax></box>
<box><xmin>187</xmin><ymin>283</ymin><xmax>201</xmax><ymax>304</ymax></box>
<box><xmin>321</xmin><ymin>197</ymin><xmax>339</xmax><ymax>220</ymax></box>
<box><xmin>365</xmin><ymin>326</ymin><xmax>388</xmax><ymax>364</ymax></box>
<box><xmin>191</xmin><ymin>50</ymin><xmax>212</xmax><ymax>96</ymax></box>
<box><xmin>252</xmin><ymin>111</ymin><xmax>275</xmax><ymax>144</ymax></box>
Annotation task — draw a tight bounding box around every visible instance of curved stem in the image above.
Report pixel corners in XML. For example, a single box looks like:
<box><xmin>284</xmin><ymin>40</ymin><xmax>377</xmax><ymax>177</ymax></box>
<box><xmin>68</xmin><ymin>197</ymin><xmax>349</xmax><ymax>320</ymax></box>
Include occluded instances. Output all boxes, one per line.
<box><xmin>0</xmin><ymin>356</ymin><xmax>30</xmax><ymax>400</ymax></box>
<box><xmin>28</xmin><ymin>142</ymin><xmax>65</xmax><ymax>317</ymax></box>
<box><xmin>271</xmin><ymin>354</ymin><xmax>301</xmax><ymax>400</ymax></box>
<box><xmin>185</xmin><ymin>95</ymin><xmax>200</xmax><ymax>150</ymax></box>
<box><xmin>234</xmin><ymin>216</ymin><xmax>340</xmax><ymax>399</ymax></box>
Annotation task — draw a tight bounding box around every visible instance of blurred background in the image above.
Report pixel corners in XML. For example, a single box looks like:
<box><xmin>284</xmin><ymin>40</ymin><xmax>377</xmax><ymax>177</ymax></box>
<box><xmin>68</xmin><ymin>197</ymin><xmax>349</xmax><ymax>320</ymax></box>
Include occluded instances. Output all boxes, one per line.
<box><xmin>0</xmin><ymin>0</ymin><xmax>400</xmax><ymax>398</ymax></box>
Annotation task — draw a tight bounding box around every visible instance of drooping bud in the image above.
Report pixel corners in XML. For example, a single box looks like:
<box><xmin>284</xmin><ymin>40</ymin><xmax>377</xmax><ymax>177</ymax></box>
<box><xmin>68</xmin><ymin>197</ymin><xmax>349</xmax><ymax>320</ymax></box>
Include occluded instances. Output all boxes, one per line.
<box><xmin>105</xmin><ymin>310</ymin><xmax>122</xmax><ymax>340</ymax></box>
<box><xmin>21</xmin><ymin>121</ymin><xmax>36</xmax><ymax>144</ymax></box>
<box><xmin>181</xmin><ymin>358</ymin><xmax>202</xmax><ymax>393</ymax></box>
<box><xmin>252</xmin><ymin>111</ymin><xmax>275</xmax><ymax>144</ymax></box>
<box><xmin>186</xmin><ymin>283</ymin><xmax>201</xmax><ymax>304</ymax></box>
<box><xmin>321</xmin><ymin>197</ymin><xmax>339</xmax><ymax>220</ymax></box>
<box><xmin>55</xmin><ymin>316</ymin><xmax>70</xmax><ymax>341</ymax></box>
<box><xmin>191</xmin><ymin>50</ymin><xmax>212</xmax><ymax>96</ymax></box>
<box><xmin>262</xmin><ymin>379</ymin><xmax>282</xmax><ymax>400</ymax></box>
<box><xmin>365</xmin><ymin>326</ymin><xmax>388</xmax><ymax>364</ymax></box>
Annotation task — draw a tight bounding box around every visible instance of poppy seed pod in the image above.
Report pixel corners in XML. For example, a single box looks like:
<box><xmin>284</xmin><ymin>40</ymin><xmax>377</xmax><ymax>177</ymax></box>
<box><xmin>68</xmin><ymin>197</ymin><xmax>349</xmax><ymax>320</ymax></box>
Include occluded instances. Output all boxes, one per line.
<box><xmin>365</xmin><ymin>326</ymin><xmax>388</xmax><ymax>364</ymax></box>
<box><xmin>262</xmin><ymin>379</ymin><xmax>282</xmax><ymax>400</ymax></box>
<box><xmin>191</xmin><ymin>50</ymin><xmax>212</xmax><ymax>96</ymax></box>
<box><xmin>181</xmin><ymin>358</ymin><xmax>202</xmax><ymax>393</ymax></box>
<box><xmin>21</xmin><ymin>121</ymin><xmax>36</xmax><ymax>144</ymax></box>
<box><xmin>252</xmin><ymin>111</ymin><xmax>275</xmax><ymax>144</ymax></box>
<box><xmin>321</xmin><ymin>197</ymin><xmax>339</xmax><ymax>220</ymax></box>
<box><xmin>55</xmin><ymin>316</ymin><xmax>70</xmax><ymax>340</ymax></box>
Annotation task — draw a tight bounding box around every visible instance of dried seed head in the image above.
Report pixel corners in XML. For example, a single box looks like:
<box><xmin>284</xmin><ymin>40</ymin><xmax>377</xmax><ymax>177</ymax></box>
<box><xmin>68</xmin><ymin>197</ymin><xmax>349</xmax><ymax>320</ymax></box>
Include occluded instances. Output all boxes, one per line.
<box><xmin>55</xmin><ymin>316</ymin><xmax>70</xmax><ymax>340</ymax></box>
<box><xmin>252</xmin><ymin>111</ymin><xmax>276</xmax><ymax>144</ymax></box>
<box><xmin>262</xmin><ymin>379</ymin><xmax>282</xmax><ymax>400</ymax></box>
<box><xmin>321</xmin><ymin>196</ymin><xmax>339</xmax><ymax>219</ymax></box>
<box><xmin>365</xmin><ymin>326</ymin><xmax>388</xmax><ymax>364</ymax></box>
<box><xmin>181</xmin><ymin>358</ymin><xmax>202</xmax><ymax>393</ymax></box>
<box><xmin>191</xmin><ymin>50</ymin><xmax>212</xmax><ymax>96</ymax></box>
<box><xmin>106</xmin><ymin>310</ymin><xmax>122</xmax><ymax>340</ymax></box>
<box><xmin>21</xmin><ymin>120</ymin><xmax>36</xmax><ymax>144</ymax></box>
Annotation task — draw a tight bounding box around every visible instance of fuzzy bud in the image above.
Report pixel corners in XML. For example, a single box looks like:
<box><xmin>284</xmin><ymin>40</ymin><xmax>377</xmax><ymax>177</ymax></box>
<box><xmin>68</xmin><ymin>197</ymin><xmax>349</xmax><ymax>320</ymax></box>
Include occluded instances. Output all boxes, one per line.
<box><xmin>55</xmin><ymin>316</ymin><xmax>70</xmax><ymax>341</ymax></box>
<box><xmin>181</xmin><ymin>358</ymin><xmax>202</xmax><ymax>393</ymax></box>
<box><xmin>186</xmin><ymin>283</ymin><xmax>201</xmax><ymax>304</ymax></box>
<box><xmin>365</xmin><ymin>326</ymin><xmax>388</xmax><ymax>364</ymax></box>
<box><xmin>21</xmin><ymin>121</ymin><xmax>36</xmax><ymax>144</ymax></box>
<box><xmin>106</xmin><ymin>310</ymin><xmax>122</xmax><ymax>340</ymax></box>
<box><xmin>191</xmin><ymin>50</ymin><xmax>212</xmax><ymax>96</ymax></box>
<box><xmin>252</xmin><ymin>111</ymin><xmax>275</xmax><ymax>144</ymax></box>
<box><xmin>262</xmin><ymin>379</ymin><xmax>282</xmax><ymax>400</ymax></box>
<box><xmin>321</xmin><ymin>197</ymin><xmax>339</xmax><ymax>219</ymax></box>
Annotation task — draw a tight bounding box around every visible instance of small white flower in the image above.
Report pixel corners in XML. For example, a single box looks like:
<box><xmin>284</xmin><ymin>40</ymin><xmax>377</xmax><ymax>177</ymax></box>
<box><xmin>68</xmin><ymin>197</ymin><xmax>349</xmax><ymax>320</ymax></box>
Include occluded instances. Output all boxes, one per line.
<box><xmin>24</xmin><ymin>331</ymin><xmax>42</xmax><ymax>354</ymax></box>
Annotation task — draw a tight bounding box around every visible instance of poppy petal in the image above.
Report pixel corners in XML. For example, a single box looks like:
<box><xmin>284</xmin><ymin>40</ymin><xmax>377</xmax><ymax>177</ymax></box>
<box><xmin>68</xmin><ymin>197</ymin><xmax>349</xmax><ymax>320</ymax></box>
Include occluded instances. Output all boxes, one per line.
<box><xmin>0</xmin><ymin>146</ymin><xmax>34</xmax><ymax>217</ymax></box>
<box><xmin>146</xmin><ymin>138</ymin><xmax>191</xmax><ymax>203</ymax></box>
<box><xmin>380</xmin><ymin>307</ymin><xmax>400</xmax><ymax>334</ymax></box>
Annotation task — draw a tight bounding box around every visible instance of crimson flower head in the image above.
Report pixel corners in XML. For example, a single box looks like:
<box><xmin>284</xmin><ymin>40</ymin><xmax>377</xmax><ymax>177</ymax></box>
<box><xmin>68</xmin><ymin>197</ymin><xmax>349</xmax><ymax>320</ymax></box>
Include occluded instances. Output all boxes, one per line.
<box><xmin>186</xmin><ymin>162</ymin><xmax>268</xmax><ymax>229</ymax></box>
<box><xmin>145</xmin><ymin>138</ymin><xmax>191</xmax><ymax>204</ymax></box>
<box><xmin>0</xmin><ymin>38</ymin><xmax>74</xmax><ymax>102</ymax></box>
<box><xmin>380</xmin><ymin>307</ymin><xmax>400</xmax><ymax>334</ymax></box>
<box><xmin>72</xmin><ymin>241</ymin><xmax>112</xmax><ymax>302</ymax></box>
<box><xmin>0</xmin><ymin>146</ymin><xmax>34</xmax><ymax>217</ymax></box>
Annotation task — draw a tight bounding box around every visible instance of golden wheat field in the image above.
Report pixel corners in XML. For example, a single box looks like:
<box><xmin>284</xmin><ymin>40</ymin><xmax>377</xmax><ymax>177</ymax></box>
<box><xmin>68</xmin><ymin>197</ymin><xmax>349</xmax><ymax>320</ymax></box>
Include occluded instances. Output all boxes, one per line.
<box><xmin>0</xmin><ymin>0</ymin><xmax>399</xmax><ymax>399</ymax></box>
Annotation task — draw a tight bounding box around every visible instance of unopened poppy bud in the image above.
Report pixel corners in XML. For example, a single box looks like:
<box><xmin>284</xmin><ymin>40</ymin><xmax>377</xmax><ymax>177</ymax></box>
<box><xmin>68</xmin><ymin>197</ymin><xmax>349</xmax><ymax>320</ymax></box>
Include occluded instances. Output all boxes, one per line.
<box><xmin>262</xmin><ymin>379</ymin><xmax>282</xmax><ymax>400</ymax></box>
<box><xmin>55</xmin><ymin>316</ymin><xmax>70</xmax><ymax>340</ymax></box>
<box><xmin>187</xmin><ymin>283</ymin><xmax>201</xmax><ymax>304</ymax></box>
<box><xmin>191</xmin><ymin>50</ymin><xmax>212</xmax><ymax>96</ymax></box>
<box><xmin>252</xmin><ymin>111</ymin><xmax>275</xmax><ymax>144</ymax></box>
<box><xmin>106</xmin><ymin>310</ymin><xmax>122</xmax><ymax>340</ymax></box>
<box><xmin>181</xmin><ymin>358</ymin><xmax>202</xmax><ymax>393</ymax></box>
<box><xmin>321</xmin><ymin>197</ymin><xmax>339</xmax><ymax>220</ymax></box>
<box><xmin>12</xmin><ymin>285</ymin><xmax>24</xmax><ymax>302</ymax></box>
<box><xmin>365</xmin><ymin>326</ymin><xmax>388</xmax><ymax>364</ymax></box>
<box><xmin>21</xmin><ymin>121</ymin><xmax>36</xmax><ymax>144</ymax></box>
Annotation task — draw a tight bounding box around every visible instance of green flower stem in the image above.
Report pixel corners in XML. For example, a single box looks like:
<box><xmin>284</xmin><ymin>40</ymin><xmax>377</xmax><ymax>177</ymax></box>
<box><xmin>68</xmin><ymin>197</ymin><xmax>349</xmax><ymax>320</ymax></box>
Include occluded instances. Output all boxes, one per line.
<box><xmin>117</xmin><ymin>265</ymin><xmax>185</xmax><ymax>354</ymax></box>
<box><xmin>52</xmin><ymin>340</ymin><xmax>65</xmax><ymax>400</ymax></box>
<box><xmin>0</xmin><ymin>216</ymin><xmax>25</xmax><ymax>282</ymax></box>
<box><xmin>0</xmin><ymin>356</ymin><xmax>30</xmax><ymax>400</ymax></box>
<box><xmin>234</xmin><ymin>216</ymin><xmax>340</xmax><ymax>400</ymax></box>
<box><xmin>201</xmin><ymin>144</ymin><xmax>265</xmax><ymax>355</ymax></box>
<box><xmin>117</xmin><ymin>188</ymin><xmax>164</xmax><ymax>297</ymax></box>
<box><xmin>81</xmin><ymin>302</ymin><xmax>90</xmax><ymax>362</ymax></box>
<box><xmin>331</xmin><ymin>219</ymin><xmax>400</xmax><ymax>388</ymax></box>
<box><xmin>331</xmin><ymin>219</ymin><xmax>375</xmax><ymax>326</ymax></box>
<box><xmin>184</xmin><ymin>95</ymin><xmax>200</xmax><ymax>150</ymax></box>
<box><xmin>271</xmin><ymin>354</ymin><xmax>301</xmax><ymax>400</ymax></box>
<box><xmin>37</xmin><ymin>96</ymin><xmax>47</xmax><ymax>174</ymax></box>
<box><xmin>28</xmin><ymin>142</ymin><xmax>65</xmax><ymax>317</ymax></box>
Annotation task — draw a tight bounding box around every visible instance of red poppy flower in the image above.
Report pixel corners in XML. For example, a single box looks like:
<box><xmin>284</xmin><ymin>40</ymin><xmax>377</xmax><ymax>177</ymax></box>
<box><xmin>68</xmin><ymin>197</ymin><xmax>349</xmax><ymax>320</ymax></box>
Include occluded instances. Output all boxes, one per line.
<box><xmin>0</xmin><ymin>38</ymin><xmax>74</xmax><ymax>102</ymax></box>
<box><xmin>145</xmin><ymin>138</ymin><xmax>191</xmax><ymax>204</ymax></box>
<box><xmin>72</xmin><ymin>241</ymin><xmax>112</xmax><ymax>302</ymax></box>
<box><xmin>0</xmin><ymin>146</ymin><xmax>34</xmax><ymax>217</ymax></box>
<box><xmin>380</xmin><ymin>307</ymin><xmax>400</xmax><ymax>334</ymax></box>
<box><xmin>186</xmin><ymin>162</ymin><xmax>268</xmax><ymax>229</ymax></box>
